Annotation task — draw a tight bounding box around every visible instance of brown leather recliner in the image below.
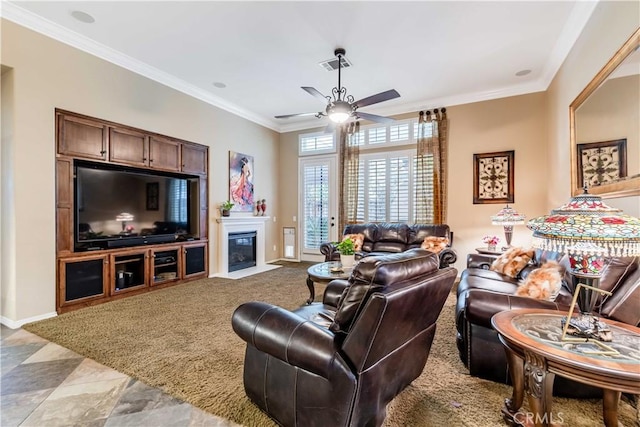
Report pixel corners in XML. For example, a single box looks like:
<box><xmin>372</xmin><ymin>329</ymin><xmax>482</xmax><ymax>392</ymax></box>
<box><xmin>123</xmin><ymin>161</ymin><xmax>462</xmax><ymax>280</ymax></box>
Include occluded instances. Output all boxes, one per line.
<box><xmin>455</xmin><ymin>250</ymin><xmax>640</xmax><ymax>397</ymax></box>
<box><xmin>320</xmin><ymin>222</ymin><xmax>457</xmax><ymax>269</ymax></box>
<box><xmin>232</xmin><ymin>249</ymin><xmax>458</xmax><ymax>427</ymax></box>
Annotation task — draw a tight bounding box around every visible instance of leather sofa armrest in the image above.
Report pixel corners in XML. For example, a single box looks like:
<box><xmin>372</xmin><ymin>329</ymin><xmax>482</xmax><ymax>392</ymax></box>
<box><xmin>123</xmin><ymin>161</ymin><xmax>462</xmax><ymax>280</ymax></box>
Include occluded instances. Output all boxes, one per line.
<box><xmin>467</xmin><ymin>253</ymin><xmax>498</xmax><ymax>269</ymax></box>
<box><xmin>439</xmin><ymin>248</ymin><xmax>457</xmax><ymax>269</ymax></box>
<box><xmin>323</xmin><ymin>279</ymin><xmax>350</xmax><ymax>307</ymax></box>
<box><xmin>320</xmin><ymin>242</ymin><xmax>340</xmax><ymax>262</ymax></box>
<box><xmin>464</xmin><ymin>289</ymin><xmax>566</xmax><ymax>329</ymax></box>
<box><xmin>232</xmin><ymin>301</ymin><xmax>339</xmax><ymax>378</ymax></box>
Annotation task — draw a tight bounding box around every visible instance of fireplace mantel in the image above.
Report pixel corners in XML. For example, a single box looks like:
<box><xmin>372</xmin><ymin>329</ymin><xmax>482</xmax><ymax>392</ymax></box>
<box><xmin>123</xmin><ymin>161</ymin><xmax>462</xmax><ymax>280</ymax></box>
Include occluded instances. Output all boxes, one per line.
<box><xmin>215</xmin><ymin>216</ymin><xmax>280</xmax><ymax>279</ymax></box>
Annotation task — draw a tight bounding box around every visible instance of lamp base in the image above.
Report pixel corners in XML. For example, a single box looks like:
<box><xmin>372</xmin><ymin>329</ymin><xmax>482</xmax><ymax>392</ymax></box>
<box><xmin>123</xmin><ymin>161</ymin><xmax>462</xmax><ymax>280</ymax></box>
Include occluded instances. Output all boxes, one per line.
<box><xmin>561</xmin><ymin>314</ymin><xmax>612</xmax><ymax>342</ymax></box>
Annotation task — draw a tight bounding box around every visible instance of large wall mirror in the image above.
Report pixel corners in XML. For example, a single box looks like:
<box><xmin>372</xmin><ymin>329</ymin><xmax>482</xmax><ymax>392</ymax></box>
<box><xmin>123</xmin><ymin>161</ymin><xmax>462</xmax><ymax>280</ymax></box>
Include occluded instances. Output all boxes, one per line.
<box><xmin>570</xmin><ymin>28</ymin><xmax>640</xmax><ymax>198</ymax></box>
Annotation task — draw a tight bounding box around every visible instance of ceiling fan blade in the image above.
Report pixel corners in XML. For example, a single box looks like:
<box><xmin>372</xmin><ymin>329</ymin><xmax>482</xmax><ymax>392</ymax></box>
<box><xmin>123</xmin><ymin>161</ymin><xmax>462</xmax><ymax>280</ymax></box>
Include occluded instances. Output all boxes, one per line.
<box><xmin>302</xmin><ymin>86</ymin><xmax>329</xmax><ymax>103</ymax></box>
<box><xmin>355</xmin><ymin>112</ymin><xmax>396</xmax><ymax>124</ymax></box>
<box><xmin>274</xmin><ymin>112</ymin><xmax>320</xmax><ymax>119</ymax></box>
<box><xmin>353</xmin><ymin>89</ymin><xmax>400</xmax><ymax>109</ymax></box>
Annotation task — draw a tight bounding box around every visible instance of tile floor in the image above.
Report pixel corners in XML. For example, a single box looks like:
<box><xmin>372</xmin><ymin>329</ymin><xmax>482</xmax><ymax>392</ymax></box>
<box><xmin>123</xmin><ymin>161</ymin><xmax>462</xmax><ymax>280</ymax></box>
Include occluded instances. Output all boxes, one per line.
<box><xmin>1</xmin><ymin>325</ymin><xmax>238</xmax><ymax>426</ymax></box>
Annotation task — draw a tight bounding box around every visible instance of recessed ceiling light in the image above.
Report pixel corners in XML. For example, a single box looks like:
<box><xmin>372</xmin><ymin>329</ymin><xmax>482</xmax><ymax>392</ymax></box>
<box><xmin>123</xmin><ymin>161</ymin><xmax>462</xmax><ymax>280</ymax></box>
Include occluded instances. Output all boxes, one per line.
<box><xmin>515</xmin><ymin>69</ymin><xmax>532</xmax><ymax>77</ymax></box>
<box><xmin>71</xmin><ymin>10</ymin><xmax>95</xmax><ymax>24</ymax></box>
<box><xmin>213</xmin><ymin>82</ymin><xmax>227</xmax><ymax>89</ymax></box>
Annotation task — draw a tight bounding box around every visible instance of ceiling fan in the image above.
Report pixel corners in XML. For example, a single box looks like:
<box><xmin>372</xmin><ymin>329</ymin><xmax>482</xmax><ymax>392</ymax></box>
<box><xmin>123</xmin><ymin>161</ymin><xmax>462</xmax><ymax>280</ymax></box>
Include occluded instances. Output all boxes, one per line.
<box><xmin>275</xmin><ymin>48</ymin><xmax>400</xmax><ymax>129</ymax></box>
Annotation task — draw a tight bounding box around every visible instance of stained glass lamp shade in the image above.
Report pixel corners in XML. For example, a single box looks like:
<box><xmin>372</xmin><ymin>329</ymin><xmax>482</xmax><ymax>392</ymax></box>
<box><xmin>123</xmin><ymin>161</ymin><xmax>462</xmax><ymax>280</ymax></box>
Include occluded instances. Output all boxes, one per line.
<box><xmin>527</xmin><ymin>190</ymin><xmax>640</xmax><ymax>340</ymax></box>
<box><xmin>491</xmin><ymin>205</ymin><xmax>526</xmax><ymax>248</ymax></box>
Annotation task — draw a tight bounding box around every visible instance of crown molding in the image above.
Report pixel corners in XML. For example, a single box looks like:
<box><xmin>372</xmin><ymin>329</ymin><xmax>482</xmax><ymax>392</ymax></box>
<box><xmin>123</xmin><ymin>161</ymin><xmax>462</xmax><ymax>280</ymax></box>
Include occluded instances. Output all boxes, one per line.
<box><xmin>276</xmin><ymin>79</ymin><xmax>548</xmax><ymax>133</ymax></box>
<box><xmin>0</xmin><ymin>2</ymin><xmax>280</xmax><ymax>132</ymax></box>
<box><xmin>539</xmin><ymin>1</ymin><xmax>599</xmax><ymax>88</ymax></box>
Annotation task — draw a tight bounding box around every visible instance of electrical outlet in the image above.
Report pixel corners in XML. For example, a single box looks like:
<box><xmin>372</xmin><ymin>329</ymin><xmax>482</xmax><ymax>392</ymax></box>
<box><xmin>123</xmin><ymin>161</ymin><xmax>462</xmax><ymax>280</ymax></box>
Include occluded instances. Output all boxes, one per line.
<box><xmin>273</xmin><ymin>245</ymin><xmax>277</xmax><ymax>251</ymax></box>
<box><xmin>273</xmin><ymin>216</ymin><xmax>276</xmax><ymax>222</ymax></box>
<box><xmin>293</xmin><ymin>216</ymin><xmax>297</xmax><ymax>222</ymax></box>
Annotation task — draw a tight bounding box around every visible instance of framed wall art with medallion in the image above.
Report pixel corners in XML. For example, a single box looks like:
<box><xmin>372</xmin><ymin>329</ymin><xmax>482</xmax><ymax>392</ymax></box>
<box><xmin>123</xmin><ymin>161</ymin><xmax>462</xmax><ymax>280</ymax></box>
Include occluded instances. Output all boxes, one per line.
<box><xmin>577</xmin><ymin>139</ymin><xmax>627</xmax><ymax>189</ymax></box>
<box><xmin>473</xmin><ymin>150</ymin><xmax>514</xmax><ymax>205</ymax></box>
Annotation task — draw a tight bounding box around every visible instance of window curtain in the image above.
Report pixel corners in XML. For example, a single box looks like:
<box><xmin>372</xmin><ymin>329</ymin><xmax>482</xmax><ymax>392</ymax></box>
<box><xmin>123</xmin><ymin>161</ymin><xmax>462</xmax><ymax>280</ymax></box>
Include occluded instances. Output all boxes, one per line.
<box><xmin>338</xmin><ymin>121</ymin><xmax>361</xmax><ymax>234</ymax></box>
<box><xmin>416</xmin><ymin>108</ymin><xmax>449</xmax><ymax>224</ymax></box>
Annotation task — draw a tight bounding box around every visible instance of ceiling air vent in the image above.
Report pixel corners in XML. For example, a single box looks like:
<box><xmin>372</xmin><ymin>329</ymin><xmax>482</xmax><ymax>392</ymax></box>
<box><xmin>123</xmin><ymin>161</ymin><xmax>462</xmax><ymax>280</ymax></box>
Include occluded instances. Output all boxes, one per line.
<box><xmin>319</xmin><ymin>55</ymin><xmax>352</xmax><ymax>71</ymax></box>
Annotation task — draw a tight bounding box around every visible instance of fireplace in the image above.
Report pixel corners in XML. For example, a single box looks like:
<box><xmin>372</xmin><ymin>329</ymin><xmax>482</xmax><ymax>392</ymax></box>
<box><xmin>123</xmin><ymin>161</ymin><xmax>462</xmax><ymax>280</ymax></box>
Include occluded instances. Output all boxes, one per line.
<box><xmin>228</xmin><ymin>231</ymin><xmax>257</xmax><ymax>272</ymax></box>
<box><xmin>215</xmin><ymin>216</ymin><xmax>280</xmax><ymax>279</ymax></box>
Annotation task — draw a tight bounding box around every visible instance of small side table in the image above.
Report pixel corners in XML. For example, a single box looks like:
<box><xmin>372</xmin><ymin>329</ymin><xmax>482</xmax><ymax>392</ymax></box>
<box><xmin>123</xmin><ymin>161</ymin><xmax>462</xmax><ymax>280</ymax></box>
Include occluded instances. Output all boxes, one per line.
<box><xmin>305</xmin><ymin>261</ymin><xmax>351</xmax><ymax>304</ymax></box>
<box><xmin>492</xmin><ymin>309</ymin><xmax>640</xmax><ymax>427</ymax></box>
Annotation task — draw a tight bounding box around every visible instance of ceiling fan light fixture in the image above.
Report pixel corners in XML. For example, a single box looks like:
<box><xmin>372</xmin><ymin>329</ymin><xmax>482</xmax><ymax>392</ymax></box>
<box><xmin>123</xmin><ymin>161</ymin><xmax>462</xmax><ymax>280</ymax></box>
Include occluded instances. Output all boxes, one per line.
<box><xmin>328</xmin><ymin>101</ymin><xmax>351</xmax><ymax>123</ymax></box>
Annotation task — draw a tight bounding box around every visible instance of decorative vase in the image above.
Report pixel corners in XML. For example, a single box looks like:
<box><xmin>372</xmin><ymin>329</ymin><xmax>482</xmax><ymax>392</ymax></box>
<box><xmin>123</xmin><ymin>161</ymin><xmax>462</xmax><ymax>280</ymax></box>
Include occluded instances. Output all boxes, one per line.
<box><xmin>488</xmin><ymin>244</ymin><xmax>497</xmax><ymax>252</ymax></box>
<box><xmin>340</xmin><ymin>254</ymin><xmax>355</xmax><ymax>269</ymax></box>
<box><xmin>222</xmin><ymin>209</ymin><xmax>230</xmax><ymax>217</ymax></box>
<box><xmin>255</xmin><ymin>203</ymin><xmax>262</xmax><ymax>216</ymax></box>
<box><xmin>261</xmin><ymin>199</ymin><xmax>267</xmax><ymax>216</ymax></box>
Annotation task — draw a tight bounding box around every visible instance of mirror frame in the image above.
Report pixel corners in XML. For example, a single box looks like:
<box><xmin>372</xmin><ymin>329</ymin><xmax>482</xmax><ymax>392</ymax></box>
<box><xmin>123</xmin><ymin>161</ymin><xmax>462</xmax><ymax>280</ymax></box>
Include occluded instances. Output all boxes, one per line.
<box><xmin>570</xmin><ymin>28</ymin><xmax>640</xmax><ymax>198</ymax></box>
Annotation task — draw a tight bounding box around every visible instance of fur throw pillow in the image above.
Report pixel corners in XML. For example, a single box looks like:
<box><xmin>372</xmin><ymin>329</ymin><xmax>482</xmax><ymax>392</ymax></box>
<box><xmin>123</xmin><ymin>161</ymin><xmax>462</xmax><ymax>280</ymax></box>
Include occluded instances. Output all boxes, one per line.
<box><xmin>342</xmin><ymin>233</ymin><xmax>365</xmax><ymax>251</ymax></box>
<box><xmin>420</xmin><ymin>236</ymin><xmax>449</xmax><ymax>253</ymax></box>
<box><xmin>516</xmin><ymin>261</ymin><xmax>563</xmax><ymax>301</ymax></box>
<box><xmin>490</xmin><ymin>246</ymin><xmax>534</xmax><ymax>278</ymax></box>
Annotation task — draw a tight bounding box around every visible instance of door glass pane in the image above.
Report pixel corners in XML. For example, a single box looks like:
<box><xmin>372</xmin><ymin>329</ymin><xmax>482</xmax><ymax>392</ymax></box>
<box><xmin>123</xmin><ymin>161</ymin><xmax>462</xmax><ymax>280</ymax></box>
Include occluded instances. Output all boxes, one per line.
<box><xmin>302</xmin><ymin>163</ymin><xmax>330</xmax><ymax>251</ymax></box>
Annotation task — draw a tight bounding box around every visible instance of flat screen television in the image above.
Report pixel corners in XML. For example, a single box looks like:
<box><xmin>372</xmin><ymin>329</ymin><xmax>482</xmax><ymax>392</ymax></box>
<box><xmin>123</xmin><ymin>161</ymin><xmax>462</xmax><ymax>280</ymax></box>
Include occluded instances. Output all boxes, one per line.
<box><xmin>74</xmin><ymin>161</ymin><xmax>199</xmax><ymax>251</ymax></box>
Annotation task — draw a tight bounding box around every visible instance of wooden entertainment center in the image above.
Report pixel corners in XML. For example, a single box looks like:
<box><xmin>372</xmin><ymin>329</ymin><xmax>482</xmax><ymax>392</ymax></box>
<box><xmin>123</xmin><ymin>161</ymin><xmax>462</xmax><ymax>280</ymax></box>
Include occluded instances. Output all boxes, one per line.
<box><xmin>55</xmin><ymin>109</ymin><xmax>209</xmax><ymax>314</ymax></box>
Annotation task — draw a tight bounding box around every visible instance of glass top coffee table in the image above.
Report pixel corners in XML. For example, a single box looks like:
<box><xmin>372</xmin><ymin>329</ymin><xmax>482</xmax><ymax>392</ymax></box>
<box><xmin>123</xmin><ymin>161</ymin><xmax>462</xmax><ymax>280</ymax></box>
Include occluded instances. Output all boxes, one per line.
<box><xmin>305</xmin><ymin>261</ymin><xmax>352</xmax><ymax>304</ymax></box>
<box><xmin>492</xmin><ymin>309</ymin><xmax>640</xmax><ymax>427</ymax></box>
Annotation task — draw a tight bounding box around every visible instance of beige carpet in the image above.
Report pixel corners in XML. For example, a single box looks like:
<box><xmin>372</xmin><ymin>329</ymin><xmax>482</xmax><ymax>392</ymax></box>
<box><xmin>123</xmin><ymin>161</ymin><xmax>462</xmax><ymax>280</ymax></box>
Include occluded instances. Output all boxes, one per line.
<box><xmin>24</xmin><ymin>262</ymin><xmax>637</xmax><ymax>427</ymax></box>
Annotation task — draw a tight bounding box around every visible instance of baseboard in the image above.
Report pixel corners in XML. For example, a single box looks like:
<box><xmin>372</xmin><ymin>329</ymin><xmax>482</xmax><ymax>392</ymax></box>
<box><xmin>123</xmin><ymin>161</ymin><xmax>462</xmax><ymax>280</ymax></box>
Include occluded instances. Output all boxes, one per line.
<box><xmin>1</xmin><ymin>311</ymin><xmax>58</xmax><ymax>329</ymax></box>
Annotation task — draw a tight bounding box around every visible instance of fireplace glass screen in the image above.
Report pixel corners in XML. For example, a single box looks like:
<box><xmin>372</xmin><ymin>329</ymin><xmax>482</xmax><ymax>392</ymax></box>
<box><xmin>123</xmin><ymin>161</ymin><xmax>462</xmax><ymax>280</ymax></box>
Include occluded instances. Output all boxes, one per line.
<box><xmin>228</xmin><ymin>231</ymin><xmax>257</xmax><ymax>272</ymax></box>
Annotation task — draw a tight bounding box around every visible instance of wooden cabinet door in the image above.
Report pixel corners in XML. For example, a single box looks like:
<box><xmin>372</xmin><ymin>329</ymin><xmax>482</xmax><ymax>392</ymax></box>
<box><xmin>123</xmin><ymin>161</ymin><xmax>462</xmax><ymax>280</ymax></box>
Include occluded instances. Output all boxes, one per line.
<box><xmin>149</xmin><ymin>136</ymin><xmax>181</xmax><ymax>172</ymax></box>
<box><xmin>58</xmin><ymin>255</ymin><xmax>108</xmax><ymax>312</ymax></box>
<box><xmin>57</xmin><ymin>113</ymin><xmax>108</xmax><ymax>160</ymax></box>
<box><xmin>181</xmin><ymin>143</ymin><xmax>208</xmax><ymax>175</ymax></box>
<box><xmin>109</xmin><ymin>127</ymin><xmax>148</xmax><ymax>167</ymax></box>
<box><xmin>182</xmin><ymin>243</ymin><xmax>207</xmax><ymax>279</ymax></box>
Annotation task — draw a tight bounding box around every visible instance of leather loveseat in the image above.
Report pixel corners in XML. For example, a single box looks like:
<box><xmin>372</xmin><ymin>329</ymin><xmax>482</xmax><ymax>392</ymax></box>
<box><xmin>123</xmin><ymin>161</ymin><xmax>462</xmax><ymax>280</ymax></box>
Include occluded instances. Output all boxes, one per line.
<box><xmin>455</xmin><ymin>249</ymin><xmax>639</xmax><ymax>396</ymax></box>
<box><xmin>320</xmin><ymin>222</ymin><xmax>457</xmax><ymax>269</ymax></box>
<box><xmin>232</xmin><ymin>249</ymin><xmax>457</xmax><ymax>427</ymax></box>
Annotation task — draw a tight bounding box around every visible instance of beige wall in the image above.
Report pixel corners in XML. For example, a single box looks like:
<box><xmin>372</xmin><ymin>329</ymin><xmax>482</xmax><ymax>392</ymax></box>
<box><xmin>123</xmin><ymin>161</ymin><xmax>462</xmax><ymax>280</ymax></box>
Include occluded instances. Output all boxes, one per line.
<box><xmin>546</xmin><ymin>1</ymin><xmax>639</xmax><ymax>215</ymax></box>
<box><xmin>1</xmin><ymin>20</ymin><xmax>280</xmax><ymax>323</ymax></box>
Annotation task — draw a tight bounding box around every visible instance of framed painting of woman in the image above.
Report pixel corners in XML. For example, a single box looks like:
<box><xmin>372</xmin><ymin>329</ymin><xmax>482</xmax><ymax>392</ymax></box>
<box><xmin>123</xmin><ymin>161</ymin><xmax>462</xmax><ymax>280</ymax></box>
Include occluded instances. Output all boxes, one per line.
<box><xmin>229</xmin><ymin>151</ymin><xmax>254</xmax><ymax>212</ymax></box>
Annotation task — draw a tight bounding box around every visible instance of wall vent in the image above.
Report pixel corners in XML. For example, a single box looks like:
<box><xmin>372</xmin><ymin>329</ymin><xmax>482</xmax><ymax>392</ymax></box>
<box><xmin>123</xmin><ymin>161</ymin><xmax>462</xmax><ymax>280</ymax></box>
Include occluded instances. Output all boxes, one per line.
<box><xmin>319</xmin><ymin>56</ymin><xmax>352</xmax><ymax>71</ymax></box>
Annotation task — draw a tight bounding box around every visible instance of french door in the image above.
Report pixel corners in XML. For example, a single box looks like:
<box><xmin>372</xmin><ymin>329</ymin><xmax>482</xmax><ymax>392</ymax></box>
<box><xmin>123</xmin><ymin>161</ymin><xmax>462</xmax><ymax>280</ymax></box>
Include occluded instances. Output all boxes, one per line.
<box><xmin>299</xmin><ymin>156</ymin><xmax>338</xmax><ymax>261</ymax></box>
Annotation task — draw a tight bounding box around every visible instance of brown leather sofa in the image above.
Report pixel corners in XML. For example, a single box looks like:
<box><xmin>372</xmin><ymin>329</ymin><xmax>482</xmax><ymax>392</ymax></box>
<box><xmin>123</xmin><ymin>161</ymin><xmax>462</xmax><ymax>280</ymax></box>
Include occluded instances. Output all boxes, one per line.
<box><xmin>320</xmin><ymin>222</ymin><xmax>457</xmax><ymax>269</ymax></box>
<box><xmin>232</xmin><ymin>249</ymin><xmax>457</xmax><ymax>427</ymax></box>
<box><xmin>455</xmin><ymin>249</ymin><xmax>639</xmax><ymax>397</ymax></box>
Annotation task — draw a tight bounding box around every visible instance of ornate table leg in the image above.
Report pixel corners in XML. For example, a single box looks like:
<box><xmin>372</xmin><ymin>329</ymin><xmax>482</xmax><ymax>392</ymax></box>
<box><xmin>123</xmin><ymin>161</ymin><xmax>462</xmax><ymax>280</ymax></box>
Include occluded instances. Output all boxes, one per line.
<box><xmin>602</xmin><ymin>390</ymin><xmax>621</xmax><ymax>427</ymax></box>
<box><xmin>502</xmin><ymin>348</ymin><xmax>526</xmax><ymax>425</ymax></box>
<box><xmin>523</xmin><ymin>350</ymin><xmax>555</xmax><ymax>427</ymax></box>
<box><xmin>305</xmin><ymin>275</ymin><xmax>315</xmax><ymax>305</ymax></box>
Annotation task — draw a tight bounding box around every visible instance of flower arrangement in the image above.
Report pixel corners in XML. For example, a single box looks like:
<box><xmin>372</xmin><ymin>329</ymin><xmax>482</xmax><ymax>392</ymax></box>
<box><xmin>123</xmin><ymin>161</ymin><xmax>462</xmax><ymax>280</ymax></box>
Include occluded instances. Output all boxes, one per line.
<box><xmin>482</xmin><ymin>235</ymin><xmax>500</xmax><ymax>246</ymax></box>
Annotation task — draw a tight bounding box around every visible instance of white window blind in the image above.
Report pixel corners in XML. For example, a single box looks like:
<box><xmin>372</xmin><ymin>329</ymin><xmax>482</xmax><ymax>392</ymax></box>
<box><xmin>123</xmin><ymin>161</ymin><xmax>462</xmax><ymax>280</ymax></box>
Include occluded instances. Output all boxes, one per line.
<box><xmin>302</xmin><ymin>164</ymin><xmax>330</xmax><ymax>249</ymax></box>
<box><xmin>367</xmin><ymin>158</ymin><xmax>387</xmax><ymax>221</ymax></box>
<box><xmin>389</xmin><ymin>156</ymin><xmax>410</xmax><ymax>222</ymax></box>
<box><xmin>299</xmin><ymin>132</ymin><xmax>335</xmax><ymax>155</ymax></box>
<box><xmin>389</xmin><ymin>123</ymin><xmax>410</xmax><ymax>143</ymax></box>
<box><xmin>367</xmin><ymin>126</ymin><xmax>387</xmax><ymax>145</ymax></box>
<box><xmin>356</xmin><ymin>149</ymin><xmax>435</xmax><ymax>224</ymax></box>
